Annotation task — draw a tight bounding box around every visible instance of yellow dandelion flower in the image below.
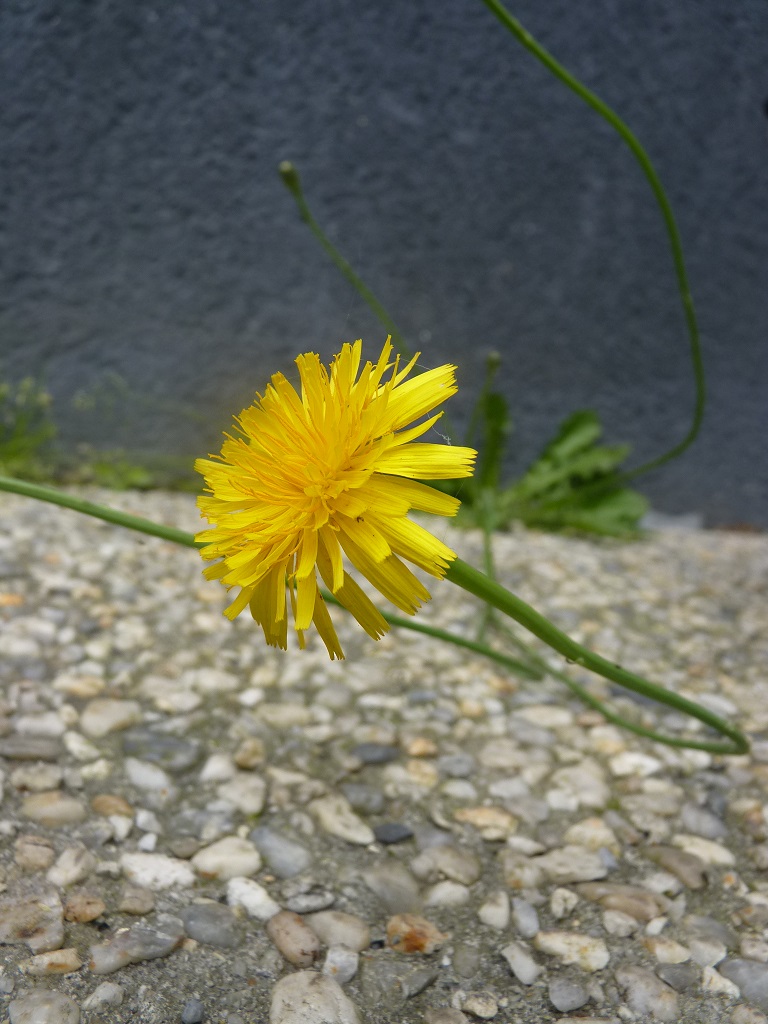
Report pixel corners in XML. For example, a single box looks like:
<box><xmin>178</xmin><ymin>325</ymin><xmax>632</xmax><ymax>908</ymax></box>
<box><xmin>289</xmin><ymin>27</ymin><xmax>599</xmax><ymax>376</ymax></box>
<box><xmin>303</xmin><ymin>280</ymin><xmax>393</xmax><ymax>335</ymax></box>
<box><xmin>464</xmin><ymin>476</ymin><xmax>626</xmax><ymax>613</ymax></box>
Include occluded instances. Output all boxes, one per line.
<box><xmin>195</xmin><ymin>338</ymin><xmax>476</xmax><ymax>658</ymax></box>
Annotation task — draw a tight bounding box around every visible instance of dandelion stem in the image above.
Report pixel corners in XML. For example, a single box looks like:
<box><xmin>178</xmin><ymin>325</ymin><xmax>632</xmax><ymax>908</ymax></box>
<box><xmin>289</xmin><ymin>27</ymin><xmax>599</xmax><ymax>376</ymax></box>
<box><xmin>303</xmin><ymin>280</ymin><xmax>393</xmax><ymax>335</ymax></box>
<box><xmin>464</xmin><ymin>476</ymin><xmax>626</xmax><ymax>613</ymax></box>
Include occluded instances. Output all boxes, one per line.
<box><xmin>446</xmin><ymin>557</ymin><xmax>748</xmax><ymax>755</ymax></box>
<box><xmin>478</xmin><ymin>0</ymin><xmax>705</xmax><ymax>481</ymax></box>
<box><xmin>0</xmin><ymin>474</ymin><xmax>747</xmax><ymax>754</ymax></box>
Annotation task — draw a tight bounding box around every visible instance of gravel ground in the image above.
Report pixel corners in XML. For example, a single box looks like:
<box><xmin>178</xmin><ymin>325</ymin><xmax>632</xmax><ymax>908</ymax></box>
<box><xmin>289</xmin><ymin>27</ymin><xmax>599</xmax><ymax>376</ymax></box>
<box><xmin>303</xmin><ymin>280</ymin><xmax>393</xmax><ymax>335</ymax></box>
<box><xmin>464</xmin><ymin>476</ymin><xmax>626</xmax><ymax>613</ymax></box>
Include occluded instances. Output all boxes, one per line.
<box><xmin>1</xmin><ymin>489</ymin><xmax>767</xmax><ymax>1024</ymax></box>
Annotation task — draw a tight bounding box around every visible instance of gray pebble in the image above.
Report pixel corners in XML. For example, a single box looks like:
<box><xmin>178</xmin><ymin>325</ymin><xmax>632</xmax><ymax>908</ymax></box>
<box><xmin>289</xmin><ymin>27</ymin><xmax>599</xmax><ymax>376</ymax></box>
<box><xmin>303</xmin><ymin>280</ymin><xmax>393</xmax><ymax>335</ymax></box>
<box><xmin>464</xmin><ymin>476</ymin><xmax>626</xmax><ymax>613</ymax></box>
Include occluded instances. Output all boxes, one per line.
<box><xmin>90</xmin><ymin>913</ymin><xmax>185</xmax><ymax>974</ymax></box>
<box><xmin>615</xmin><ymin>965</ymin><xmax>679</xmax><ymax>1023</ymax></box>
<box><xmin>655</xmin><ymin>962</ymin><xmax>701</xmax><ymax>993</ymax></box>
<box><xmin>684</xmin><ymin>914</ymin><xmax>738</xmax><ymax>950</ymax></box>
<box><xmin>181</xmin><ymin>903</ymin><xmax>242</xmax><ymax>948</ymax></box>
<box><xmin>374</xmin><ymin>822</ymin><xmax>414</xmax><ymax>845</ymax></box>
<box><xmin>680</xmin><ymin>801</ymin><xmax>727</xmax><ymax>840</ymax></box>
<box><xmin>339</xmin><ymin>783</ymin><xmax>385</xmax><ymax>815</ymax></box>
<box><xmin>0</xmin><ymin>736</ymin><xmax>61</xmax><ymax>761</ymax></box>
<box><xmin>720</xmin><ymin>960</ymin><xmax>768</xmax><ymax>1011</ymax></box>
<box><xmin>122</xmin><ymin>728</ymin><xmax>202</xmax><ymax>772</ymax></box>
<box><xmin>549</xmin><ymin>977</ymin><xmax>590</xmax><ymax>1012</ymax></box>
<box><xmin>351</xmin><ymin>743</ymin><xmax>400</xmax><ymax>764</ymax></box>
<box><xmin>363</xmin><ymin>862</ymin><xmax>422</xmax><ymax>913</ymax></box>
<box><xmin>453</xmin><ymin>942</ymin><xmax>481</xmax><ymax>978</ymax></box>
<box><xmin>9</xmin><ymin>990</ymin><xmax>80</xmax><ymax>1024</ymax></box>
<box><xmin>400</xmin><ymin>965</ymin><xmax>439</xmax><ymax>998</ymax></box>
<box><xmin>282</xmin><ymin>877</ymin><xmax>336</xmax><ymax>914</ymax></box>
<box><xmin>437</xmin><ymin>753</ymin><xmax>476</xmax><ymax>777</ymax></box>
<box><xmin>511</xmin><ymin>897</ymin><xmax>540</xmax><ymax>939</ymax></box>
<box><xmin>82</xmin><ymin>982</ymin><xmax>125</xmax><ymax>1010</ymax></box>
<box><xmin>250</xmin><ymin>827</ymin><xmax>312</xmax><ymax>878</ymax></box>
<box><xmin>181</xmin><ymin>997</ymin><xmax>206</xmax><ymax>1024</ymax></box>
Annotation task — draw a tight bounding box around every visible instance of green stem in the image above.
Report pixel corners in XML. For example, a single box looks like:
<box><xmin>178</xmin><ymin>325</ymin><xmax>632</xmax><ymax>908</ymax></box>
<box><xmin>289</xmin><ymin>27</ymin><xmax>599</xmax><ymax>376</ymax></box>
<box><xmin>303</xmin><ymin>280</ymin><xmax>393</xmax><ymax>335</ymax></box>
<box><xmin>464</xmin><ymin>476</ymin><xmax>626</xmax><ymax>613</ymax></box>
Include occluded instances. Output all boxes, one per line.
<box><xmin>478</xmin><ymin>0</ymin><xmax>705</xmax><ymax>482</ymax></box>
<box><xmin>278</xmin><ymin>162</ymin><xmax>413</xmax><ymax>363</ymax></box>
<box><xmin>0</xmin><ymin>474</ymin><xmax>746</xmax><ymax>753</ymax></box>
<box><xmin>446</xmin><ymin>557</ymin><xmax>748</xmax><ymax>754</ymax></box>
<box><xmin>0</xmin><ymin>476</ymin><xmax>201</xmax><ymax>550</ymax></box>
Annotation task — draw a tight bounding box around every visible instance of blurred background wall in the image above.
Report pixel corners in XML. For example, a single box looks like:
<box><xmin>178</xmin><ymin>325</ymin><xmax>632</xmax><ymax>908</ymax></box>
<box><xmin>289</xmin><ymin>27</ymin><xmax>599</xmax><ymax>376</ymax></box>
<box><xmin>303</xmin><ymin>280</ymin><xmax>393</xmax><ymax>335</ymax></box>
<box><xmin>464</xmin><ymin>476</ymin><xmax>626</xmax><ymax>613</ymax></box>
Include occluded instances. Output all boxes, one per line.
<box><xmin>1</xmin><ymin>0</ymin><xmax>766</xmax><ymax>525</ymax></box>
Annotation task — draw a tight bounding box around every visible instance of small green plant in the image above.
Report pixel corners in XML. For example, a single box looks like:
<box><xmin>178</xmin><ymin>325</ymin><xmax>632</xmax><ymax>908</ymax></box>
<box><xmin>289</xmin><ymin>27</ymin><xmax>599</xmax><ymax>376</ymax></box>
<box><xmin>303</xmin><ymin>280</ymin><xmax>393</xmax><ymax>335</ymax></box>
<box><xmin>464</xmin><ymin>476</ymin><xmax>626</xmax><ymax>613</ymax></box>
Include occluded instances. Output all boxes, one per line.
<box><xmin>456</xmin><ymin>354</ymin><xmax>648</xmax><ymax>537</ymax></box>
<box><xmin>0</xmin><ymin>375</ymin><xmax>56</xmax><ymax>479</ymax></box>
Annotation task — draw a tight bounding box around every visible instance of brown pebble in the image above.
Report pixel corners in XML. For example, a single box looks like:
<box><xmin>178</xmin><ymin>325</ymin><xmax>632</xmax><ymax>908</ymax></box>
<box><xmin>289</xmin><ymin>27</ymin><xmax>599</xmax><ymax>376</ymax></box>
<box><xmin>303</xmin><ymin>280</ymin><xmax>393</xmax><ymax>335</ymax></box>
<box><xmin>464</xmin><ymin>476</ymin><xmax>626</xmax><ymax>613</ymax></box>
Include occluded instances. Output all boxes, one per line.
<box><xmin>644</xmin><ymin>844</ymin><xmax>708</xmax><ymax>890</ymax></box>
<box><xmin>91</xmin><ymin>793</ymin><xmax>134</xmax><ymax>817</ymax></box>
<box><xmin>404</xmin><ymin>736</ymin><xmax>438</xmax><ymax>757</ymax></box>
<box><xmin>118</xmin><ymin>884</ymin><xmax>156</xmax><ymax>915</ymax></box>
<box><xmin>234</xmin><ymin>737</ymin><xmax>266</xmax><ymax>769</ymax></box>
<box><xmin>386</xmin><ymin>913</ymin><xmax>447</xmax><ymax>954</ymax></box>
<box><xmin>22</xmin><ymin>947</ymin><xmax>83</xmax><ymax>975</ymax></box>
<box><xmin>14</xmin><ymin>834</ymin><xmax>55</xmax><ymax>872</ymax></box>
<box><xmin>64</xmin><ymin>892</ymin><xmax>106</xmax><ymax>923</ymax></box>
<box><xmin>265</xmin><ymin>910</ymin><xmax>322</xmax><ymax>967</ymax></box>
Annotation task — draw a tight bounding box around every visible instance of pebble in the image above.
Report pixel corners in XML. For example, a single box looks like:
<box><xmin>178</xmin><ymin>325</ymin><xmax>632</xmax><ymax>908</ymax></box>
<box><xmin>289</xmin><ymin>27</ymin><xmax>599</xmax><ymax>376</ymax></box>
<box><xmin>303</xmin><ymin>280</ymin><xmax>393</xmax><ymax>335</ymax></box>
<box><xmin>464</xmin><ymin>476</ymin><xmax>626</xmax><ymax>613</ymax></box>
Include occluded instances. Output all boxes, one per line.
<box><xmin>533</xmin><ymin>930</ymin><xmax>610</xmax><ymax>972</ymax></box>
<box><xmin>21</xmin><ymin>790</ymin><xmax>86</xmax><ymax>827</ymax></box>
<box><xmin>61</xmin><ymin>892</ymin><xmax>104</xmax><ymax>925</ymax></box>
<box><xmin>269</xmin><ymin>970</ymin><xmax>360</xmax><ymax>1023</ymax></box>
<box><xmin>14</xmin><ymin>834</ymin><xmax>55</xmax><ymax>872</ymax></box>
<box><xmin>477</xmin><ymin>891</ymin><xmax>510</xmax><ymax>930</ymax></box>
<box><xmin>124</xmin><ymin>757</ymin><xmax>175</xmax><ymax>795</ymax></box>
<box><xmin>217</xmin><ymin>772</ymin><xmax>267</xmax><ymax>815</ymax></box>
<box><xmin>323</xmin><ymin>945</ymin><xmax>360</xmax><ymax>984</ymax></box>
<box><xmin>266</xmin><ymin>910</ymin><xmax>323</xmax><ymax>967</ymax></box>
<box><xmin>47</xmin><ymin>845</ymin><xmax>97</xmax><ymax>887</ymax></box>
<box><xmin>615</xmin><ymin>965</ymin><xmax>679</xmax><ymax>1023</ymax></box>
<box><xmin>10</xmin><ymin>763</ymin><xmax>63</xmax><ymax>791</ymax></box>
<box><xmin>550</xmin><ymin>887</ymin><xmax>579</xmax><ymax>919</ymax></box>
<box><xmin>8</xmin><ymin>990</ymin><xmax>81</xmax><ymax>1024</ymax></box>
<box><xmin>250</xmin><ymin>826</ymin><xmax>313</xmax><ymax>877</ymax></box>
<box><xmin>124</xmin><ymin>728</ymin><xmax>202</xmax><ymax>772</ymax></box>
<box><xmin>0</xmin><ymin>888</ymin><xmax>64</xmax><ymax>952</ymax></box>
<box><xmin>309</xmin><ymin>794</ymin><xmax>375</xmax><ymax>845</ymax></box>
<box><xmin>386</xmin><ymin>914</ymin><xmax>447</xmax><ymax>954</ymax></box>
<box><xmin>20</xmin><ymin>947</ymin><xmax>83</xmax><ymax>975</ymax></box>
<box><xmin>118</xmin><ymin>884</ymin><xmax>155</xmax><ymax>915</ymax></box>
<box><xmin>656</xmin><ymin>962</ymin><xmax>701</xmax><ymax>993</ymax></box>
<box><xmin>719</xmin><ymin>960</ymin><xmax>768</xmax><ymax>1012</ymax></box>
<box><xmin>501</xmin><ymin>941</ymin><xmax>543</xmax><ymax>985</ymax></box>
<box><xmin>411</xmin><ymin>844</ymin><xmax>481</xmax><ymax>885</ymax></box>
<box><xmin>423</xmin><ymin>1011</ymin><xmax>469</xmax><ymax>1024</ymax></box>
<box><xmin>460</xmin><ymin>992</ymin><xmax>498</xmax><ymax>1018</ymax></box>
<box><xmin>0</xmin><ymin>736</ymin><xmax>61</xmax><ymax>761</ymax></box>
<box><xmin>702</xmin><ymin>965</ymin><xmax>741</xmax><ymax>997</ymax></box>
<box><xmin>643</xmin><ymin>847</ymin><xmax>708</xmax><ymax>888</ymax></box>
<box><xmin>373</xmin><ymin>822</ymin><xmax>414</xmax><ymax>844</ymax></box>
<box><xmin>363</xmin><ymin>862</ymin><xmax>422</xmax><ymax>913</ymax></box>
<box><xmin>351</xmin><ymin>742</ymin><xmax>400</xmax><ymax>764</ymax></box>
<box><xmin>511</xmin><ymin>897</ymin><xmax>540</xmax><ymax>938</ymax></box>
<box><xmin>191</xmin><ymin>836</ymin><xmax>262</xmax><ymax>880</ymax></box>
<box><xmin>89</xmin><ymin>913</ymin><xmax>185</xmax><ymax>973</ymax></box>
<box><xmin>305</xmin><ymin>911</ymin><xmax>371</xmax><ymax>952</ymax></box>
<box><xmin>181</xmin><ymin>998</ymin><xmax>206</xmax><ymax>1024</ymax></box>
<box><xmin>425</xmin><ymin>880</ymin><xmax>470</xmax><ymax>906</ymax></box>
<box><xmin>181</xmin><ymin>901</ymin><xmax>243</xmax><ymax>948</ymax></box>
<box><xmin>548</xmin><ymin>977</ymin><xmax>590</xmax><ymax>1012</ymax></box>
<box><xmin>534</xmin><ymin>845</ymin><xmax>608</xmax><ymax>884</ymax></box>
<box><xmin>672</xmin><ymin>832</ymin><xmax>736</xmax><ymax>866</ymax></box>
<box><xmin>80</xmin><ymin>698</ymin><xmax>142</xmax><ymax>737</ymax></box>
<box><xmin>453</xmin><ymin>805</ymin><xmax>517</xmax><ymax>840</ymax></box>
<box><xmin>81</xmin><ymin>982</ymin><xmax>125</xmax><ymax>1010</ymax></box>
<box><xmin>120</xmin><ymin>851</ymin><xmax>195</xmax><ymax>890</ymax></box>
<box><xmin>227</xmin><ymin>876</ymin><xmax>282</xmax><ymax>920</ymax></box>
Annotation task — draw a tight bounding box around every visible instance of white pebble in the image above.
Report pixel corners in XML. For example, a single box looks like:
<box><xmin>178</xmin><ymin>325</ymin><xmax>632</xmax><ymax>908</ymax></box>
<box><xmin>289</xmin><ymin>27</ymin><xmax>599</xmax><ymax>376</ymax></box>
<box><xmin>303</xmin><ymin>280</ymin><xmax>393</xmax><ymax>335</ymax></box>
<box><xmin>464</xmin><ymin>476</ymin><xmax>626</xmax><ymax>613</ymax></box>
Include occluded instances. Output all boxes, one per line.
<box><xmin>120</xmin><ymin>852</ymin><xmax>195</xmax><ymax>890</ymax></box>
<box><xmin>501</xmin><ymin>941</ymin><xmax>543</xmax><ymax>985</ymax></box>
<box><xmin>227</xmin><ymin>877</ymin><xmax>282</xmax><ymax>920</ymax></box>
<box><xmin>478</xmin><ymin>891</ymin><xmax>510</xmax><ymax>931</ymax></box>
<box><xmin>192</xmin><ymin>836</ymin><xmax>261</xmax><ymax>880</ymax></box>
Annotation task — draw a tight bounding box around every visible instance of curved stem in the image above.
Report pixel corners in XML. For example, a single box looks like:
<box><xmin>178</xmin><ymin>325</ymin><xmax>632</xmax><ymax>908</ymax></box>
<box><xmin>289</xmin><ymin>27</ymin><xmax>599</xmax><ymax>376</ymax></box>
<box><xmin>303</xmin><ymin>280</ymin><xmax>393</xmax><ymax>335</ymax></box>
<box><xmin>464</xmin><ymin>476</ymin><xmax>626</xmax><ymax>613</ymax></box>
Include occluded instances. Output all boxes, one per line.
<box><xmin>478</xmin><ymin>0</ymin><xmax>705</xmax><ymax>481</ymax></box>
<box><xmin>0</xmin><ymin>474</ymin><xmax>747</xmax><ymax>753</ymax></box>
<box><xmin>446</xmin><ymin>557</ymin><xmax>748</xmax><ymax>754</ymax></box>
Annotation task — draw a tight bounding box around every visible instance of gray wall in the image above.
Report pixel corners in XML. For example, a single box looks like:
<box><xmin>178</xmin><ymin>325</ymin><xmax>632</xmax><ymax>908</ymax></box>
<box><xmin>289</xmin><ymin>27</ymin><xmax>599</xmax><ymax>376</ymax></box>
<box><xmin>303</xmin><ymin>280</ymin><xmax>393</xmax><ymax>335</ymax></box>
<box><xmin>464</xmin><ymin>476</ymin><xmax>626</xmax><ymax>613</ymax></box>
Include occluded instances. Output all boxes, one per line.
<box><xmin>1</xmin><ymin>0</ymin><xmax>766</xmax><ymax>526</ymax></box>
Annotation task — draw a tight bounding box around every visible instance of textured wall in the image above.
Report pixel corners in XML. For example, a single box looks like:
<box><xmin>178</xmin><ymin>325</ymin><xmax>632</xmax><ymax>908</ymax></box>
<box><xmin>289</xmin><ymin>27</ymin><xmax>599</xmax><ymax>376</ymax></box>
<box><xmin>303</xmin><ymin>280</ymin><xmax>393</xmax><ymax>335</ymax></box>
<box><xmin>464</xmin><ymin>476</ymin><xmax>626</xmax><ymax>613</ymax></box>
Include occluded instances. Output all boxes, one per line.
<box><xmin>1</xmin><ymin>0</ymin><xmax>766</xmax><ymax>525</ymax></box>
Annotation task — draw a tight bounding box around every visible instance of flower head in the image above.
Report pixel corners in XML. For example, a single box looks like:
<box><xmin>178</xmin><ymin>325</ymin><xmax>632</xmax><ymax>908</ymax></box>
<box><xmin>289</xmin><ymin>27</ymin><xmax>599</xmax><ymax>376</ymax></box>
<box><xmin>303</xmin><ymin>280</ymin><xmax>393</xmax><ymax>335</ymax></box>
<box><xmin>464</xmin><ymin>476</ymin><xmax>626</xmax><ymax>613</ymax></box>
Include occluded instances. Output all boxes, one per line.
<box><xmin>195</xmin><ymin>338</ymin><xmax>476</xmax><ymax>658</ymax></box>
